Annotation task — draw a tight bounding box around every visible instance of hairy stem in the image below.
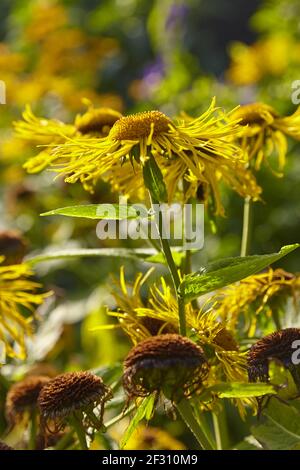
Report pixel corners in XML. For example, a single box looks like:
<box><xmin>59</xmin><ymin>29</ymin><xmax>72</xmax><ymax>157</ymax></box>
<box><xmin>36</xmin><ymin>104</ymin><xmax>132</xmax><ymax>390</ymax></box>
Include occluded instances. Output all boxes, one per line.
<box><xmin>28</xmin><ymin>408</ymin><xmax>37</xmax><ymax>450</ymax></box>
<box><xmin>150</xmin><ymin>194</ymin><xmax>186</xmax><ymax>335</ymax></box>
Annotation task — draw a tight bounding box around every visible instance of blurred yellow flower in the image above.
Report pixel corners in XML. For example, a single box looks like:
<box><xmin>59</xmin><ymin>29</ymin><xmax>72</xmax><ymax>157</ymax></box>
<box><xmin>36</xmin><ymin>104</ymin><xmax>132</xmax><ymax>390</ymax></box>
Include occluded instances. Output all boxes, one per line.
<box><xmin>232</xmin><ymin>102</ymin><xmax>300</xmax><ymax>174</ymax></box>
<box><xmin>0</xmin><ymin>257</ymin><xmax>50</xmax><ymax>361</ymax></box>
<box><xmin>227</xmin><ymin>35</ymin><xmax>296</xmax><ymax>86</ymax></box>
<box><xmin>123</xmin><ymin>425</ymin><xmax>186</xmax><ymax>450</ymax></box>
<box><xmin>215</xmin><ymin>268</ymin><xmax>300</xmax><ymax>337</ymax></box>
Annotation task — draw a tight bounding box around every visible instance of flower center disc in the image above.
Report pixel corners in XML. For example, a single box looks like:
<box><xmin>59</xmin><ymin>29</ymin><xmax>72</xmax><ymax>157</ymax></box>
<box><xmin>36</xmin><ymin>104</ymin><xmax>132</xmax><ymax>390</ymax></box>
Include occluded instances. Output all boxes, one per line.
<box><xmin>109</xmin><ymin>111</ymin><xmax>171</xmax><ymax>140</ymax></box>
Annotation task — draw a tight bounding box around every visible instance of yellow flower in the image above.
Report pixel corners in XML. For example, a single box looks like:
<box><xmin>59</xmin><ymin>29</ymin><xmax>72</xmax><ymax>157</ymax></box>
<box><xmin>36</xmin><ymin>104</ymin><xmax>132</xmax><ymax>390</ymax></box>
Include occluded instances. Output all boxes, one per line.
<box><xmin>104</xmin><ymin>268</ymin><xmax>247</xmax><ymax>385</ymax></box>
<box><xmin>227</xmin><ymin>35</ymin><xmax>297</xmax><ymax>86</ymax></box>
<box><xmin>0</xmin><ymin>257</ymin><xmax>50</xmax><ymax>361</ymax></box>
<box><xmin>14</xmin><ymin>103</ymin><xmax>122</xmax><ymax>173</ymax></box>
<box><xmin>215</xmin><ymin>268</ymin><xmax>300</xmax><ymax>337</ymax></box>
<box><xmin>123</xmin><ymin>425</ymin><xmax>186</xmax><ymax>450</ymax></box>
<box><xmin>232</xmin><ymin>103</ymin><xmax>300</xmax><ymax>174</ymax></box>
<box><xmin>22</xmin><ymin>99</ymin><xmax>260</xmax><ymax>215</ymax></box>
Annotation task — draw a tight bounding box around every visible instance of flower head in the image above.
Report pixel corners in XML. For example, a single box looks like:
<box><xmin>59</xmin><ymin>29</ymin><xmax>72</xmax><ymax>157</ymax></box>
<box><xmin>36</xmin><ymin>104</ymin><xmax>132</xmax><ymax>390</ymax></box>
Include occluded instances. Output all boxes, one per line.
<box><xmin>232</xmin><ymin>103</ymin><xmax>300</xmax><ymax>174</ymax></box>
<box><xmin>21</xmin><ymin>100</ymin><xmax>260</xmax><ymax>215</ymax></box>
<box><xmin>248</xmin><ymin>328</ymin><xmax>300</xmax><ymax>385</ymax></box>
<box><xmin>14</xmin><ymin>104</ymin><xmax>122</xmax><ymax>174</ymax></box>
<box><xmin>106</xmin><ymin>267</ymin><xmax>176</xmax><ymax>345</ymax></box>
<box><xmin>6</xmin><ymin>375</ymin><xmax>50</xmax><ymax>424</ymax></box>
<box><xmin>215</xmin><ymin>268</ymin><xmax>300</xmax><ymax>336</ymax></box>
<box><xmin>38</xmin><ymin>371</ymin><xmax>112</xmax><ymax>433</ymax></box>
<box><xmin>0</xmin><ymin>259</ymin><xmax>50</xmax><ymax>361</ymax></box>
<box><xmin>123</xmin><ymin>334</ymin><xmax>209</xmax><ymax>401</ymax></box>
<box><xmin>0</xmin><ymin>230</ymin><xmax>27</xmax><ymax>265</ymax></box>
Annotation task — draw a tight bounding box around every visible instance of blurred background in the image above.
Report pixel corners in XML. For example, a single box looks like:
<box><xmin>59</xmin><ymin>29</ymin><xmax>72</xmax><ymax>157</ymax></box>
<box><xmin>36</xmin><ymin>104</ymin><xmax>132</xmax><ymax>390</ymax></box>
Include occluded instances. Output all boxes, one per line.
<box><xmin>0</xmin><ymin>0</ymin><xmax>299</xmax><ymax>449</ymax></box>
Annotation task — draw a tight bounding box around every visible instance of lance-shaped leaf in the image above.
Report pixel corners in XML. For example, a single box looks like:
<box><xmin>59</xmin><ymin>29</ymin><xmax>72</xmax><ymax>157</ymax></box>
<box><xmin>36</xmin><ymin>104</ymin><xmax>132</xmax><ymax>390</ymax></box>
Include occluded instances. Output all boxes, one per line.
<box><xmin>179</xmin><ymin>244</ymin><xmax>299</xmax><ymax>302</ymax></box>
<box><xmin>26</xmin><ymin>247</ymin><xmax>158</xmax><ymax>266</ymax></box>
<box><xmin>41</xmin><ymin>203</ymin><xmax>149</xmax><ymax>220</ymax></box>
<box><xmin>120</xmin><ymin>394</ymin><xmax>156</xmax><ymax>449</ymax></box>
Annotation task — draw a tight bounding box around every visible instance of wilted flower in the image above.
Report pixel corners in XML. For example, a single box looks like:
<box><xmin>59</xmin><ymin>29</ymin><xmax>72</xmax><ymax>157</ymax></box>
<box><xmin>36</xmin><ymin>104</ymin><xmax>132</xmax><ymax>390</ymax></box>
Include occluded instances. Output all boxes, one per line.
<box><xmin>123</xmin><ymin>334</ymin><xmax>209</xmax><ymax>401</ymax></box>
<box><xmin>232</xmin><ymin>103</ymin><xmax>300</xmax><ymax>174</ymax></box>
<box><xmin>0</xmin><ymin>230</ymin><xmax>27</xmax><ymax>265</ymax></box>
<box><xmin>6</xmin><ymin>375</ymin><xmax>50</xmax><ymax>425</ymax></box>
<box><xmin>38</xmin><ymin>371</ymin><xmax>112</xmax><ymax>434</ymax></box>
<box><xmin>215</xmin><ymin>268</ymin><xmax>300</xmax><ymax>336</ymax></box>
<box><xmin>0</xmin><ymin>258</ymin><xmax>51</xmax><ymax>360</ymax></box>
<box><xmin>248</xmin><ymin>328</ymin><xmax>300</xmax><ymax>389</ymax></box>
<box><xmin>104</xmin><ymin>268</ymin><xmax>247</xmax><ymax>387</ymax></box>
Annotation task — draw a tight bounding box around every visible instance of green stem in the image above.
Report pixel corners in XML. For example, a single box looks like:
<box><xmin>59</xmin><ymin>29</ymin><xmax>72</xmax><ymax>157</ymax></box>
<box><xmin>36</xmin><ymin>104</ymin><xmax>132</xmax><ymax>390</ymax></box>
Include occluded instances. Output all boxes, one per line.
<box><xmin>69</xmin><ymin>413</ymin><xmax>88</xmax><ymax>450</ymax></box>
<box><xmin>212</xmin><ymin>407</ymin><xmax>230</xmax><ymax>450</ymax></box>
<box><xmin>176</xmin><ymin>399</ymin><xmax>216</xmax><ymax>450</ymax></box>
<box><xmin>28</xmin><ymin>408</ymin><xmax>37</xmax><ymax>450</ymax></box>
<box><xmin>240</xmin><ymin>196</ymin><xmax>253</xmax><ymax>257</ymax></box>
<box><xmin>212</xmin><ymin>413</ymin><xmax>222</xmax><ymax>450</ymax></box>
<box><xmin>150</xmin><ymin>194</ymin><xmax>186</xmax><ymax>336</ymax></box>
<box><xmin>54</xmin><ymin>431</ymin><xmax>74</xmax><ymax>450</ymax></box>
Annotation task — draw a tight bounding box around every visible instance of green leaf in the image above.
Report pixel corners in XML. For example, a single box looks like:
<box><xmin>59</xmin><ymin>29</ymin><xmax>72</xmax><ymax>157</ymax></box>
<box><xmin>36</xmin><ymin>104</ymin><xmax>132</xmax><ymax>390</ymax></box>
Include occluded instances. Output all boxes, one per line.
<box><xmin>179</xmin><ymin>244</ymin><xmax>299</xmax><ymax>302</ymax></box>
<box><xmin>120</xmin><ymin>395</ymin><xmax>156</xmax><ymax>449</ymax></box>
<box><xmin>251</xmin><ymin>398</ymin><xmax>300</xmax><ymax>450</ymax></box>
<box><xmin>207</xmin><ymin>382</ymin><xmax>275</xmax><ymax>398</ymax></box>
<box><xmin>143</xmin><ymin>156</ymin><xmax>167</xmax><ymax>202</ymax></box>
<box><xmin>25</xmin><ymin>247</ymin><xmax>158</xmax><ymax>266</ymax></box>
<box><xmin>41</xmin><ymin>204</ymin><xmax>149</xmax><ymax>220</ymax></box>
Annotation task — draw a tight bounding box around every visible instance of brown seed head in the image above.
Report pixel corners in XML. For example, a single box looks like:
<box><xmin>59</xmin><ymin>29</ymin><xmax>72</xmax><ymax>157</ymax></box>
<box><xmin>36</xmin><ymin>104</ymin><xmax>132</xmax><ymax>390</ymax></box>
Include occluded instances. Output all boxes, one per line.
<box><xmin>0</xmin><ymin>441</ymin><xmax>14</xmax><ymax>451</ymax></box>
<box><xmin>248</xmin><ymin>328</ymin><xmax>300</xmax><ymax>382</ymax></box>
<box><xmin>109</xmin><ymin>111</ymin><xmax>171</xmax><ymax>140</ymax></box>
<box><xmin>0</xmin><ymin>230</ymin><xmax>27</xmax><ymax>265</ymax></box>
<box><xmin>123</xmin><ymin>334</ymin><xmax>209</xmax><ymax>401</ymax></box>
<box><xmin>38</xmin><ymin>371</ymin><xmax>111</xmax><ymax>422</ymax></box>
<box><xmin>6</xmin><ymin>375</ymin><xmax>50</xmax><ymax>424</ymax></box>
<box><xmin>75</xmin><ymin>108</ymin><xmax>122</xmax><ymax>135</ymax></box>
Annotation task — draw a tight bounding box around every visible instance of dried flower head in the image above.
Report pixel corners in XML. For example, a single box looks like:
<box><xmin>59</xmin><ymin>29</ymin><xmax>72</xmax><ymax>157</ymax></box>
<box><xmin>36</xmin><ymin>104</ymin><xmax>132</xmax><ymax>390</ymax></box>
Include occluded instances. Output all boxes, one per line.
<box><xmin>38</xmin><ymin>371</ymin><xmax>112</xmax><ymax>433</ymax></box>
<box><xmin>248</xmin><ymin>328</ymin><xmax>300</xmax><ymax>385</ymax></box>
<box><xmin>6</xmin><ymin>375</ymin><xmax>50</xmax><ymax>424</ymax></box>
<box><xmin>0</xmin><ymin>441</ymin><xmax>14</xmax><ymax>451</ymax></box>
<box><xmin>123</xmin><ymin>334</ymin><xmax>209</xmax><ymax>401</ymax></box>
<box><xmin>0</xmin><ymin>230</ymin><xmax>27</xmax><ymax>265</ymax></box>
